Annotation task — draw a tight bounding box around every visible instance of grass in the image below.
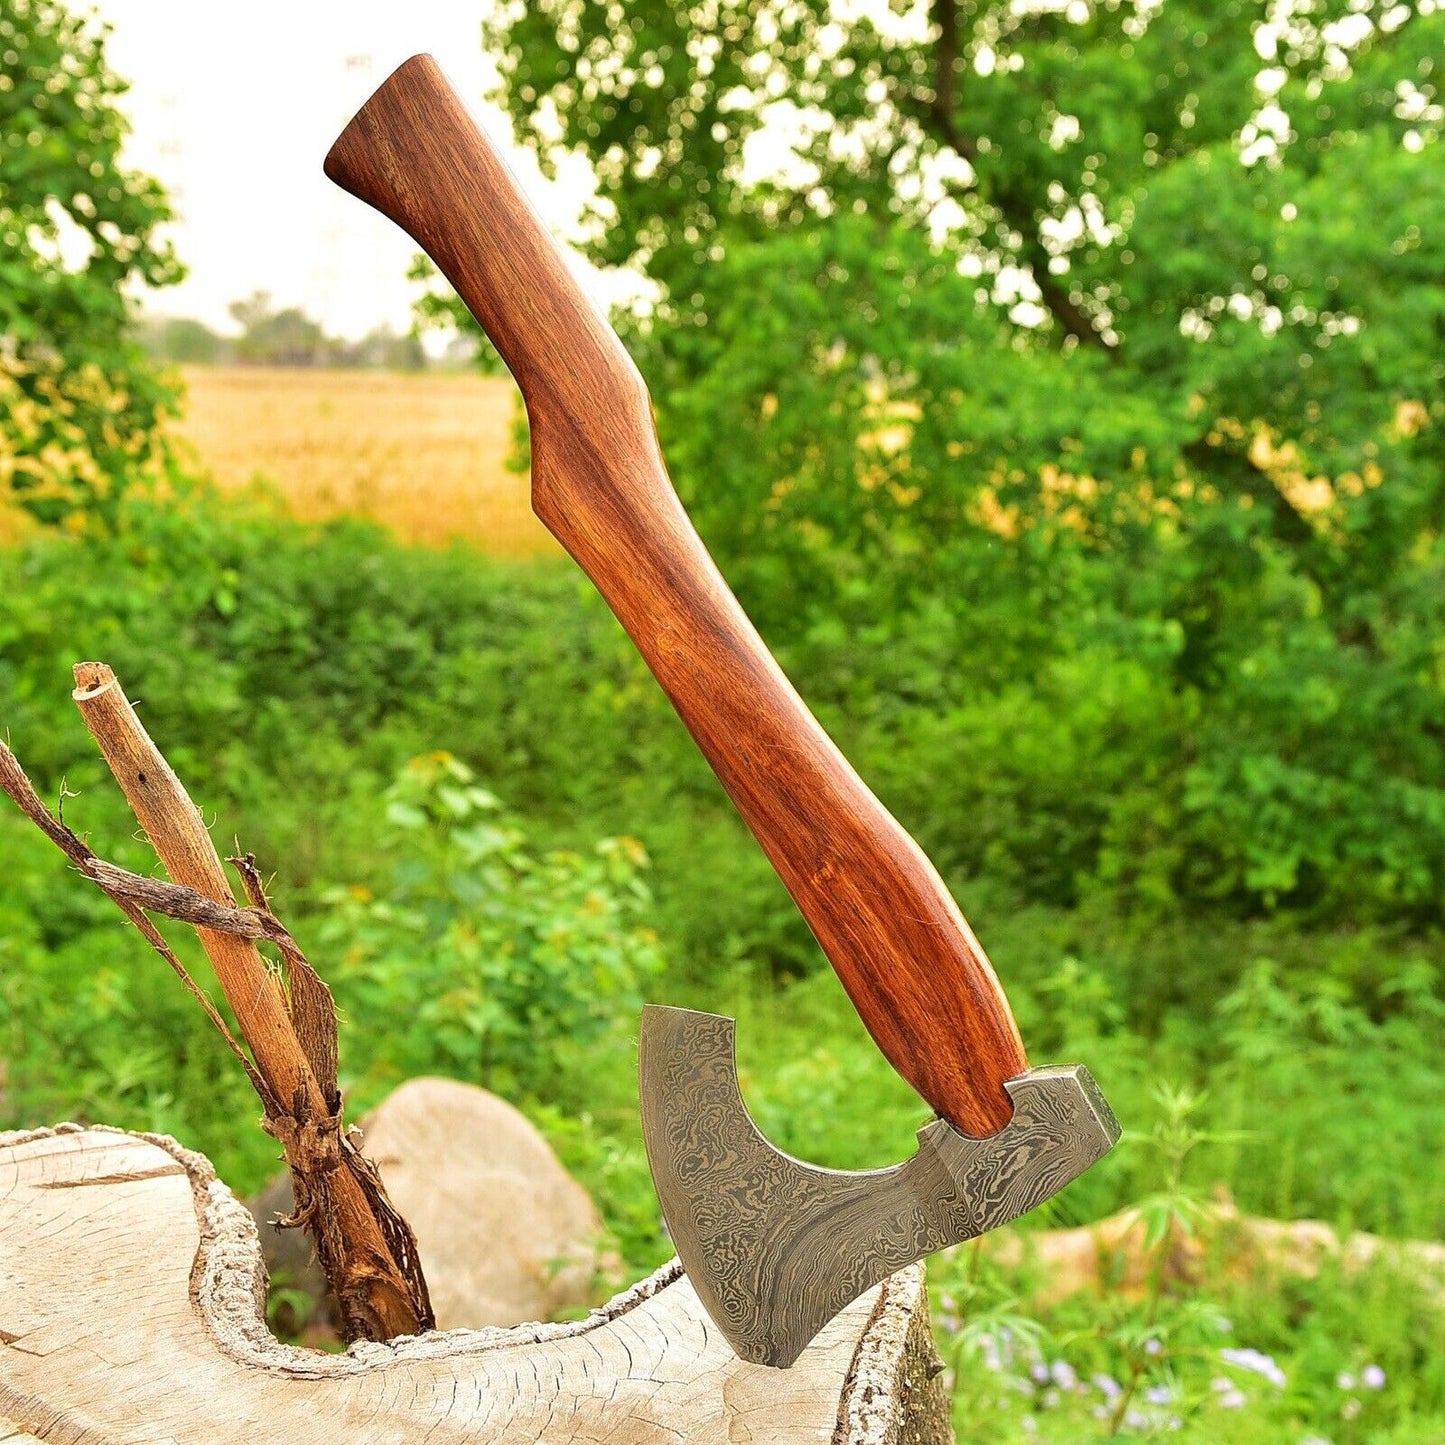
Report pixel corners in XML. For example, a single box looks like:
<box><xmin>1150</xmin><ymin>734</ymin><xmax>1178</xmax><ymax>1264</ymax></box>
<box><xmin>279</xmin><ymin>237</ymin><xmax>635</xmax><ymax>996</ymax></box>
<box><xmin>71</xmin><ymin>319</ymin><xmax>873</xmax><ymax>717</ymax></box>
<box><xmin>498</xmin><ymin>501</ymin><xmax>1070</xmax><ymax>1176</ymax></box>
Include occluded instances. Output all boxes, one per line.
<box><xmin>171</xmin><ymin>365</ymin><xmax>556</xmax><ymax>556</ymax></box>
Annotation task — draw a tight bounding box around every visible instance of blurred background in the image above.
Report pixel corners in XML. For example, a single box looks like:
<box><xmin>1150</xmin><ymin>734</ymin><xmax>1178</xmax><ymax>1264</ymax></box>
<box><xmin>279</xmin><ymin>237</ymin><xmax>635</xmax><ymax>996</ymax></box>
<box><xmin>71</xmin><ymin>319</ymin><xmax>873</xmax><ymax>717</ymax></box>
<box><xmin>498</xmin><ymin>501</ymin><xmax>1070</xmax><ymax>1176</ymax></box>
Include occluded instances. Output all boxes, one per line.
<box><xmin>1</xmin><ymin>0</ymin><xmax>1441</xmax><ymax>1439</ymax></box>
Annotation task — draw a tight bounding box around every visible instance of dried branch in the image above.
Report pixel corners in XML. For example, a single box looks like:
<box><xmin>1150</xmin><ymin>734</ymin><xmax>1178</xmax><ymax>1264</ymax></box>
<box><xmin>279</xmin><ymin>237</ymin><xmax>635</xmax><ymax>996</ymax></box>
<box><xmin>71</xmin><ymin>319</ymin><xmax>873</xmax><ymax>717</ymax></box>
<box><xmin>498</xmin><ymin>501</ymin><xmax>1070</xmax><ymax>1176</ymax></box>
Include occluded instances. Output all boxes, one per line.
<box><xmin>0</xmin><ymin>664</ymin><xmax>433</xmax><ymax>1343</ymax></box>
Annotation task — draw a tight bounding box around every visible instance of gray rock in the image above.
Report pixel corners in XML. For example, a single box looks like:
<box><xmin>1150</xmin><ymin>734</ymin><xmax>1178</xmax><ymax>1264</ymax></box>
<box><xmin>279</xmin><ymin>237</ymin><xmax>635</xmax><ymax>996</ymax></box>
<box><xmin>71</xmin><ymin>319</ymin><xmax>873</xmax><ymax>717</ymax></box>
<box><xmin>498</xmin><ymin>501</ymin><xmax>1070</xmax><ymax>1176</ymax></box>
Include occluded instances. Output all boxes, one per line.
<box><xmin>249</xmin><ymin>1076</ymin><xmax>617</xmax><ymax>1334</ymax></box>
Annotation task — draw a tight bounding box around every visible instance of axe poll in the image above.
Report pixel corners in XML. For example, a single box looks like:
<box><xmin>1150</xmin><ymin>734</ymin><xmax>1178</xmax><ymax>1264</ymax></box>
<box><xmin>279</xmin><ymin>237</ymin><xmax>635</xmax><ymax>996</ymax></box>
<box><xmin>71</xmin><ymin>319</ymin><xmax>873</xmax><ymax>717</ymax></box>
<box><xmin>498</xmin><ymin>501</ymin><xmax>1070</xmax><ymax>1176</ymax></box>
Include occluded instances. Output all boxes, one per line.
<box><xmin>327</xmin><ymin>55</ymin><xmax>1121</xmax><ymax>1368</ymax></box>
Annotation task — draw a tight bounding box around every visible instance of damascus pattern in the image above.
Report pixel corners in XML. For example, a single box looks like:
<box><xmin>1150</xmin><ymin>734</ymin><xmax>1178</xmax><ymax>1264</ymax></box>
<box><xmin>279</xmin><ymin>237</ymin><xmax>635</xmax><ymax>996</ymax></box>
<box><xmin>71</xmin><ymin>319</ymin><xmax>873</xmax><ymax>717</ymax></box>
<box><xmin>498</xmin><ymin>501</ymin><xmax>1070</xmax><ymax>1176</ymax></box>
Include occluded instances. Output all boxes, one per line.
<box><xmin>639</xmin><ymin>1005</ymin><xmax>1122</xmax><ymax>1368</ymax></box>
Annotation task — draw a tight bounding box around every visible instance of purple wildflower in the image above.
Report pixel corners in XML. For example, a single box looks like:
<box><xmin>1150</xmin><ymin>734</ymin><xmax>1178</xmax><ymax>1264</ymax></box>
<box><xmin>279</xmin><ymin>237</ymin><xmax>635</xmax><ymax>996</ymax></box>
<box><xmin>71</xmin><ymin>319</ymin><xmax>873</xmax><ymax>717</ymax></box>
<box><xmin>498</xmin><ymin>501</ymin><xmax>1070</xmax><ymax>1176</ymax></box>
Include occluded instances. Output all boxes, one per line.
<box><xmin>1212</xmin><ymin>1376</ymin><xmax>1247</xmax><ymax>1409</ymax></box>
<box><xmin>1220</xmin><ymin>1346</ymin><xmax>1286</xmax><ymax>1388</ymax></box>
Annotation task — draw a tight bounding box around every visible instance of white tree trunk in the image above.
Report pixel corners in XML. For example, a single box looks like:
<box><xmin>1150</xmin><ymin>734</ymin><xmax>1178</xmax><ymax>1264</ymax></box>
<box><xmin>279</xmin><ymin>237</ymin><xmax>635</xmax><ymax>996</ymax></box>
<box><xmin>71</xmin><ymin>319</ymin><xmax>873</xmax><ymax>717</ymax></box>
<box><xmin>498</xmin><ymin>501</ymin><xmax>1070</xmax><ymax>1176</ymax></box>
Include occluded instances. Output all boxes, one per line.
<box><xmin>0</xmin><ymin>1125</ymin><xmax>953</xmax><ymax>1444</ymax></box>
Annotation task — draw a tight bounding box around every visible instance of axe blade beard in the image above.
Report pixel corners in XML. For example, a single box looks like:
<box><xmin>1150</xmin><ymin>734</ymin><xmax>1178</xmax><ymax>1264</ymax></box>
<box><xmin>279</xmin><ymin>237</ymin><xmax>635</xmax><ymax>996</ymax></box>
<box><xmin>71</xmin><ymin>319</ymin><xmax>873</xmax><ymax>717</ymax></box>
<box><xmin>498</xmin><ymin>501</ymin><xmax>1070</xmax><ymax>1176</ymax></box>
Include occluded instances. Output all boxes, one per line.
<box><xmin>639</xmin><ymin>1004</ymin><xmax>1121</xmax><ymax>1369</ymax></box>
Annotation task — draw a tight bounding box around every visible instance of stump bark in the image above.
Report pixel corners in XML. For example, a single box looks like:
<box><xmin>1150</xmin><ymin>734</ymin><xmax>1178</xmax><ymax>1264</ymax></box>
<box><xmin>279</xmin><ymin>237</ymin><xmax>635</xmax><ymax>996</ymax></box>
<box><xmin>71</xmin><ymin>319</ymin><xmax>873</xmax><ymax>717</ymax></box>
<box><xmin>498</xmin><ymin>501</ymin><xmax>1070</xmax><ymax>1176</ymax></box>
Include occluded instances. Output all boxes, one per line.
<box><xmin>0</xmin><ymin>1125</ymin><xmax>954</xmax><ymax>1443</ymax></box>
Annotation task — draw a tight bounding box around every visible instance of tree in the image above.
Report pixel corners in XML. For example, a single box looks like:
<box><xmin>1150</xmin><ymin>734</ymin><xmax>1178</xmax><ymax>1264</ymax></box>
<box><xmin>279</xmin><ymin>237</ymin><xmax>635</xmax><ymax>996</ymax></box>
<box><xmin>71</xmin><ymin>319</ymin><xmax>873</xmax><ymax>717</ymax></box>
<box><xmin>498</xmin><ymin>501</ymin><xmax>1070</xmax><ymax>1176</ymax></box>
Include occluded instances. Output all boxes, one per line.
<box><xmin>0</xmin><ymin>0</ymin><xmax>183</xmax><ymax>528</ymax></box>
<box><xmin>342</xmin><ymin>323</ymin><xmax>427</xmax><ymax>371</ymax></box>
<box><xmin>228</xmin><ymin>291</ymin><xmax>330</xmax><ymax>366</ymax></box>
<box><xmin>409</xmin><ymin>255</ymin><xmax>508</xmax><ymax>375</ymax></box>
<box><xmin>479</xmin><ymin>1</ymin><xmax>1444</xmax><ymax>921</ymax></box>
<box><xmin>136</xmin><ymin>316</ymin><xmax>227</xmax><ymax>365</ymax></box>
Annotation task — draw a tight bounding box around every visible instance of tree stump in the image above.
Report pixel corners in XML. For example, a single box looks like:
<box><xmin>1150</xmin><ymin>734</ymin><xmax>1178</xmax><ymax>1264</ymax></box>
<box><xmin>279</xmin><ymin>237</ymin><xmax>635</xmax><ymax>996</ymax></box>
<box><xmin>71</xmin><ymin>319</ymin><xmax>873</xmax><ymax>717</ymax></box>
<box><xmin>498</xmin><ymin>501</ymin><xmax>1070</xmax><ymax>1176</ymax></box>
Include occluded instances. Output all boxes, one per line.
<box><xmin>0</xmin><ymin>1125</ymin><xmax>954</xmax><ymax>1443</ymax></box>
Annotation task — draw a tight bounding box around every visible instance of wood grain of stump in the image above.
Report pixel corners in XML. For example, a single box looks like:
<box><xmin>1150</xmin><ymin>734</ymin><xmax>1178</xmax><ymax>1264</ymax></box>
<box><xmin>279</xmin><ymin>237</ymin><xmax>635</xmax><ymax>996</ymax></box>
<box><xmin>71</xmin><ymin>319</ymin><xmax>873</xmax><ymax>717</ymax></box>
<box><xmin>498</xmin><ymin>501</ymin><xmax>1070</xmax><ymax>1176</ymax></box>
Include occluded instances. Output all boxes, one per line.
<box><xmin>0</xmin><ymin>1125</ymin><xmax>954</xmax><ymax>1443</ymax></box>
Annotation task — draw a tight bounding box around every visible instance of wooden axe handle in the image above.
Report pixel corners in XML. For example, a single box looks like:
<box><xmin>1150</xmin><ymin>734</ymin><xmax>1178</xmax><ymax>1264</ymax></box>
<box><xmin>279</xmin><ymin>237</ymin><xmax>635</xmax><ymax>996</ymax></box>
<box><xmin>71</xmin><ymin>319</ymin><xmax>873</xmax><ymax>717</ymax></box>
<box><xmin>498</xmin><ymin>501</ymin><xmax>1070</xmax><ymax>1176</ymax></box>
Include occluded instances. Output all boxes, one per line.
<box><xmin>325</xmin><ymin>54</ymin><xmax>1028</xmax><ymax>1135</ymax></box>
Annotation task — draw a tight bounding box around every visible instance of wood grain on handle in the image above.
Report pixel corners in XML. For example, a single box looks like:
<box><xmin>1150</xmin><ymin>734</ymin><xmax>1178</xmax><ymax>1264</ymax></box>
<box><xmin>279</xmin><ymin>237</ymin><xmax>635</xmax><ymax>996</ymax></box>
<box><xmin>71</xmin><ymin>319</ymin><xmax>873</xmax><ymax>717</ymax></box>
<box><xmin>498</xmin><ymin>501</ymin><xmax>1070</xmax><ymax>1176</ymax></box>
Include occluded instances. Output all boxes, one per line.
<box><xmin>325</xmin><ymin>54</ymin><xmax>1027</xmax><ymax>1136</ymax></box>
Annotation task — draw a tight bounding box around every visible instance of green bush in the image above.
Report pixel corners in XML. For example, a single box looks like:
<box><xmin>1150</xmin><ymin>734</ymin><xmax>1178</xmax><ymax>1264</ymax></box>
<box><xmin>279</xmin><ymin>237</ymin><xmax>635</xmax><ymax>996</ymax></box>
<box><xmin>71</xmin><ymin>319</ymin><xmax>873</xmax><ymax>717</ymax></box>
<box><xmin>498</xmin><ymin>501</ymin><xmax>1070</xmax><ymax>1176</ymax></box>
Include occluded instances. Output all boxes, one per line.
<box><xmin>2</xmin><ymin>492</ymin><xmax>1441</xmax><ymax>1165</ymax></box>
<box><xmin>313</xmin><ymin>751</ymin><xmax>663</xmax><ymax>1099</ymax></box>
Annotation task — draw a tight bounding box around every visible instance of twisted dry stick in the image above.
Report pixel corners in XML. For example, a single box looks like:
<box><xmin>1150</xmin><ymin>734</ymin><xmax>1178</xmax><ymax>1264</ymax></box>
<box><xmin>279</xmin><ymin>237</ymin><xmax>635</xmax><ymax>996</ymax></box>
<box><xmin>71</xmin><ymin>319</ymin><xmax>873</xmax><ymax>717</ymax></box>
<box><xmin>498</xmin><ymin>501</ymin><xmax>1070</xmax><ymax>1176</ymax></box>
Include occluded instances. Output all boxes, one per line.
<box><xmin>0</xmin><ymin>662</ymin><xmax>432</xmax><ymax>1343</ymax></box>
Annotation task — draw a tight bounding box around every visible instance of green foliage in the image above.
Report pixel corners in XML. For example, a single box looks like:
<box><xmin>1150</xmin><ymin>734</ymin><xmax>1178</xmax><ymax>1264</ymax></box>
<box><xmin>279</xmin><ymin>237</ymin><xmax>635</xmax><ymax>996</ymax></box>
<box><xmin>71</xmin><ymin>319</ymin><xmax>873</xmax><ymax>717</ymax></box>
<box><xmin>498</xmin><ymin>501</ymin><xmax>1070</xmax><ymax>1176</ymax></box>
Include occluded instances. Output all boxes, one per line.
<box><xmin>135</xmin><ymin>314</ymin><xmax>227</xmax><ymax>365</ymax></box>
<box><xmin>408</xmin><ymin>255</ymin><xmax>508</xmax><ymax>375</ymax></box>
<box><xmin>924</xmin><ymin>1034</ymin><xmax>1443</xmax><ymax>1439</ymax></box>
<box><xmin>0</xmin><ymin>828</ymin><xmax>273</xmax><ymax>1186</ymax></box>
<box><xmin>0</xmin><ymin>0</ymin><xmax>182</xmax><ymax>527</ymax></box>
<box><xmin>1</xmin><ymin>491</ymin><xmax>1442</xmax><ymax>1113</ymax></box>
<box><xmin>713</xmin><ymin>936</ymin><xmax>1445</xmax><ymax>1240</ymax></box>
<box><xmin>479</xmin><ymin>0</ymin><xmax>1445</xmax><ymax>924</ymax></box>
<box><xmin>528</xmin><ymin>1100</ymin><xmax>670</xmax><ymax>1273</ymax></box>
<box><xmin>346</xmin><ymin>324</ymin><xmax>427</xmax><ymax>371</ymax></box>
<box><xmin>227</xmin><ymin>290</ymin><xmax>328</xmax><ymax>366</ymax></box>
<box><xmin>313</xmin><ymin>751</ymin><xmax>663</xmax><ymax>1097</ymax></box>
<box><xmin>930</xmin><ymin>1087</ymin><xmax>1444</xmax><ymax>1440</ymax></box>
<box><xmin>0</xmin><ymin>496</ymin><xmax>1440</xmax><ymax>1432</ymax></box>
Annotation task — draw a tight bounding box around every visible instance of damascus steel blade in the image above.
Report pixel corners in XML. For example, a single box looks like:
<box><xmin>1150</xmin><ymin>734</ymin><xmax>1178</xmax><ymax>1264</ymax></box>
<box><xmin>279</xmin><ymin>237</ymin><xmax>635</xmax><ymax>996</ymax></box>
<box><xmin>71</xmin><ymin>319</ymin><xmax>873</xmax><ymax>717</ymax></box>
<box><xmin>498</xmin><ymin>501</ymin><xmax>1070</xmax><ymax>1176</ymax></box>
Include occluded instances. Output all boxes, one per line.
<box><xmin>639</xmin><ymin>1004</ymin><xmax>1121</xmax><ymax>1368</ymax></box>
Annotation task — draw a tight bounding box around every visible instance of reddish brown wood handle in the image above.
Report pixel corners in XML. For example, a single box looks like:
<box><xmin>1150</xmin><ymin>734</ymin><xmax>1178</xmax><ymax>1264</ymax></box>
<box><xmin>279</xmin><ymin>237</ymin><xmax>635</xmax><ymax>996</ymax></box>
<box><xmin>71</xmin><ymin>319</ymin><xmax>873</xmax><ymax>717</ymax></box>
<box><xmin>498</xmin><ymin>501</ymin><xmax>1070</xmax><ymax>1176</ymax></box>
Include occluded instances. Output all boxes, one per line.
<box><xmin>325</xmin><ymin>54</ymin><xmax>1028</xmax><ymax>1135</ymax></box>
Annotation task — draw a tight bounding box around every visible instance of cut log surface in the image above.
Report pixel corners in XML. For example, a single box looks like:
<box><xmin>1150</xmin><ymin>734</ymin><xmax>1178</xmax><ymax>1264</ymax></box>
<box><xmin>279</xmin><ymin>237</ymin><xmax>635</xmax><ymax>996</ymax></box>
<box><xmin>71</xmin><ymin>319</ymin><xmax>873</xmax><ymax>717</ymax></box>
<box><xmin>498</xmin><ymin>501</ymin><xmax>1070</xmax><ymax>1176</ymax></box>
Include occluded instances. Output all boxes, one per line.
<box><xmin>0</xmin><ymin>1125</ymin><xmax>953</xmax><ymax>1444</ymax></box>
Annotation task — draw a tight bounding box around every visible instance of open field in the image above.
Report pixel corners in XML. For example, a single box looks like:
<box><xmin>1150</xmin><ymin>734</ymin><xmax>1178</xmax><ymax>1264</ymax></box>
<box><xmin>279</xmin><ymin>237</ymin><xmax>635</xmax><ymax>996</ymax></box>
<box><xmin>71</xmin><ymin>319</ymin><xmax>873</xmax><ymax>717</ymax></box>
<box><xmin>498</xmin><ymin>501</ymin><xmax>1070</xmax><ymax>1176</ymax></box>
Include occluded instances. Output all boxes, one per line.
<box><xmin>173</xmin><ymin>365</ymin><xmax>557</xmax><ymax>556</ymax></box>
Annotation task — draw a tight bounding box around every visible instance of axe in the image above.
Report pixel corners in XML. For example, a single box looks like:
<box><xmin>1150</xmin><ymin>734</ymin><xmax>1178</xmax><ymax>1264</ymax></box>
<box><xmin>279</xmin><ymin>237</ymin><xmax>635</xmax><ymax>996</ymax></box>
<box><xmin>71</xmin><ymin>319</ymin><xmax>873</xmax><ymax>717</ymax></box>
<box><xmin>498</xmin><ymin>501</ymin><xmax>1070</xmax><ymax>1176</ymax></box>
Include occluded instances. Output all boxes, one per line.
<box><xmin>327</xmin><ymin>55</ymin><xmax>1121</xmax><ymax>1369</ymax></box>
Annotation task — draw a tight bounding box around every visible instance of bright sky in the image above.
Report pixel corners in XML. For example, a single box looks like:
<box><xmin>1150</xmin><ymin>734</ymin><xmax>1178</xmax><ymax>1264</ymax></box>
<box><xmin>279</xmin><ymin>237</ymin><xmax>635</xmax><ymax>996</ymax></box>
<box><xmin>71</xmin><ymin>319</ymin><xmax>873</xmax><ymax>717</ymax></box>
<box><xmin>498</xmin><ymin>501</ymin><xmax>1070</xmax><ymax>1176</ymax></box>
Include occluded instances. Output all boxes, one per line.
<box><xmin>101</xmin><ymin>0</ymin><xmax>602</xmax><ymax>341</ymax></box>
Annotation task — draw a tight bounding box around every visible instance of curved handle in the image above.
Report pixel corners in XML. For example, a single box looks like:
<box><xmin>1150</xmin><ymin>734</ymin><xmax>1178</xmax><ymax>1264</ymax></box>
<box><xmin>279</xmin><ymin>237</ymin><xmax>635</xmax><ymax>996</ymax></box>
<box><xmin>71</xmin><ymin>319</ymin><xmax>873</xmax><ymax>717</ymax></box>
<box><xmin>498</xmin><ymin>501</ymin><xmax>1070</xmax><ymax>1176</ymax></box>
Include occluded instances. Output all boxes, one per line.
<box><xmin>326</xmin><ymin>55</ymin><xmax>1028</xmax><ymax>1135</ymax></box>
